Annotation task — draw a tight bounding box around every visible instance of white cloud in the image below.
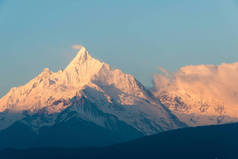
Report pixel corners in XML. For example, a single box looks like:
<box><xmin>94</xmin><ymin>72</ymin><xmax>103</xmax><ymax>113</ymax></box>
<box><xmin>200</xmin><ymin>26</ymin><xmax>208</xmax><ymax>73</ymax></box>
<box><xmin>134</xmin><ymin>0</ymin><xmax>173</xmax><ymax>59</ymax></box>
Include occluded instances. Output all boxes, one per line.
<box><xmin>153</xmin><ymin>62</ymin><xmax>238</xmax><ymax>109</ymax></box>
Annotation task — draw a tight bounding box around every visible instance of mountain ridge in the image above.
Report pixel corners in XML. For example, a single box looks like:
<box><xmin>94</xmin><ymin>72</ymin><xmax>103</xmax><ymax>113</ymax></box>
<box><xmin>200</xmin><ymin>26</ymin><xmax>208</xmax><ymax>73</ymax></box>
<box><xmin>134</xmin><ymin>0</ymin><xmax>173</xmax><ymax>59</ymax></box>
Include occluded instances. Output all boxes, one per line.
<box><xmin>0</xmin><ymin>46</ymin><xmax>185</xmax><ymax>148</ymax></box>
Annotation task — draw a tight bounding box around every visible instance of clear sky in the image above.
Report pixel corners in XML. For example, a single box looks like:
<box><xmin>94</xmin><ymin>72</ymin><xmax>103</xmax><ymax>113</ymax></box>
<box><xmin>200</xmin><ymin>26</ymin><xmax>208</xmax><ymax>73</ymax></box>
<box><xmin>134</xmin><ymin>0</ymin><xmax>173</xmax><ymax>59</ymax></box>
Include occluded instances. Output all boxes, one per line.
<box><xmin>0</xmin><ymin>0</ymin><xmax>238</xmax><ymax>97</ymax></box>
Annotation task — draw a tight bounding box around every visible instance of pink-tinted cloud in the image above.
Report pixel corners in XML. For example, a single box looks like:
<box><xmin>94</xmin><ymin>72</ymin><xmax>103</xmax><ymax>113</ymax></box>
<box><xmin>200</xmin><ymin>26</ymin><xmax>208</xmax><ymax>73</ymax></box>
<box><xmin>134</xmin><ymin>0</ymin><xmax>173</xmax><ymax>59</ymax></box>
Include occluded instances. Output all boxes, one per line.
<box><xmin>152</xmin><ymin>62</ymin><xmax>238</xmax><ymax>117</ymax></box>
<box><xmin>72</xmin><ymin>44</ymin><xmax>83</xmax><ymax>50</ymax></box>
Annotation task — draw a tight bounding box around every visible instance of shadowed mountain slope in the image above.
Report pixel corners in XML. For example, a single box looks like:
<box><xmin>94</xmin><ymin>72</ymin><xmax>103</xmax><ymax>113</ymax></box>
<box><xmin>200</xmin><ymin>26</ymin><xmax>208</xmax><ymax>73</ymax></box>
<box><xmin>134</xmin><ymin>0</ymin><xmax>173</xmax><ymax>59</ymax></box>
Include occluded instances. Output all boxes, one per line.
<box><xmin>1</xmin><ymin>123</ymin><xmax>238</xmax><ymax>159</ymax></box>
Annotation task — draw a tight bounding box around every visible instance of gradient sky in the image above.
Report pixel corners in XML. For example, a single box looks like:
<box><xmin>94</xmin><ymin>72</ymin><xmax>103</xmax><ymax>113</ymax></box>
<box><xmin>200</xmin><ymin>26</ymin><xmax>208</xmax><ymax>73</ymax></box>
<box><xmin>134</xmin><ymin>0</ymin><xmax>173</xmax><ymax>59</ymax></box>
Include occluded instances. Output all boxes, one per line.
<box><xmin>0</xmin><ymin>0</ymin><xmax>238</xmax><ymax>97</ymax></box>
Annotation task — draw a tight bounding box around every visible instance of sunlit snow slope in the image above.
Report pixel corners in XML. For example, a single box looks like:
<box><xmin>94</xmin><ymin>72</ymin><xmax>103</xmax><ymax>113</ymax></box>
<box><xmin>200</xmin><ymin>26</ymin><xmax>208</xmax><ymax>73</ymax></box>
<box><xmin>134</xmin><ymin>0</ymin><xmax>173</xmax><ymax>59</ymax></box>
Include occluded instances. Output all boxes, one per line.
<box><xmin>0</xmin><ymin>47</ymin><xmax>184</xmax><ymax>147</ymax></box>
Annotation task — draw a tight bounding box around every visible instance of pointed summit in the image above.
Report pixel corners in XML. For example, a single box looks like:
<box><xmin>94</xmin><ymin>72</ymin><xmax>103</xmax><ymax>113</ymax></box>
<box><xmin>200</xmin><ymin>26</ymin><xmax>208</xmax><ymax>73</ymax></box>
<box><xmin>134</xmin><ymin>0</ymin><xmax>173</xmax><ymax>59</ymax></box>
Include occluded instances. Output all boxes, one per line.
<box><xmin>63</xmin><ymin>46</ymin><xmax>104</xmax><ymax>87</ymax></box>
<box><xmin>64</xmin><ymin>46</ymin><xmax>96</xmax><ymax>72</ymax></box>
<box><xmin>69</xmin><ymin>45</ymin><xmax>92</xmax><ymax>66</ymax></box>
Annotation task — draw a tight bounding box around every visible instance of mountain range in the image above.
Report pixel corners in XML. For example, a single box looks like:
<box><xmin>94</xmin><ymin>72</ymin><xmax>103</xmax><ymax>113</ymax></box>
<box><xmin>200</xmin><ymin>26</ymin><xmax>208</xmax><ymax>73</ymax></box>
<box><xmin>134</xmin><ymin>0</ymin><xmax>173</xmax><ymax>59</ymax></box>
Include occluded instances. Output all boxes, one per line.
<box><xmin>1</xmin><ymin>46</ymin><xmax>238</xmax><ymax>149</ymax></box>
<box><xmin>0</xmin><ymin>46</ymin><xmax>185</xmax><ymax>148</ymax></box>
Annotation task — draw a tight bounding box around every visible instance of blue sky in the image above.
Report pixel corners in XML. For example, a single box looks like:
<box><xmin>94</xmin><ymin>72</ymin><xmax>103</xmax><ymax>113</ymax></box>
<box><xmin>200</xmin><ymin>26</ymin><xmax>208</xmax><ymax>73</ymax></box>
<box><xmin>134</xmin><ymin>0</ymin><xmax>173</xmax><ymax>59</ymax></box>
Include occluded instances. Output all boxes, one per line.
<box><xmin>0</xmin><ymin>0</ymin><xmax>238</xmax><ymax>97</ymax></box>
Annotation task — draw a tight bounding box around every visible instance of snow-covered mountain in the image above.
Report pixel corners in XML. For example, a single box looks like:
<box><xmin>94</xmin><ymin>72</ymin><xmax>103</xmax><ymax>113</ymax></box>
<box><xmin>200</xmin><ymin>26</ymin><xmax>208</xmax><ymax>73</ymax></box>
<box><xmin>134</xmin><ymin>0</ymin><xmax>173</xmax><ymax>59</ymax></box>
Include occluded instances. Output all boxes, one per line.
<box><xmin>0</xmin><ymin>46</ymin><xmax>185</xmax><ymax>148</ymax></box>
<box><xmin>152</xmin><ymin>64</ymin><xmax>238</xmax><ymax>126</ymax></box>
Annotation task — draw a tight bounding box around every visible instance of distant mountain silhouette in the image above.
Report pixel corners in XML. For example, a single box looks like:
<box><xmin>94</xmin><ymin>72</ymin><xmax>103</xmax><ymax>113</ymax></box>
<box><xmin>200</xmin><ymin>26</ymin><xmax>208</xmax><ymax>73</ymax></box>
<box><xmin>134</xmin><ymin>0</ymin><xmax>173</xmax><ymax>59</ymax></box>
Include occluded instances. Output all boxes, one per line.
<box><xmin>1</xmin><ymin>123</ymin><xmax>238</xmax><ymax>159</ymax></box>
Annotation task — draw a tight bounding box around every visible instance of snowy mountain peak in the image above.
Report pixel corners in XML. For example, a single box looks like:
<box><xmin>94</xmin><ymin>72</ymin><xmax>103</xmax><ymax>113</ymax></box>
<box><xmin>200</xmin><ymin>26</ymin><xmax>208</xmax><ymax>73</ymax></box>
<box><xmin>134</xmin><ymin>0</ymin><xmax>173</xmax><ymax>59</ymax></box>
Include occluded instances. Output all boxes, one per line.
<box><xmin>63</xmin><ymin>46</ymin><xmax>104</xmax><ymax>87</ymax></box>
<box><xmin>0</xmin><ymin>45</ymin><xmax>154</xmax><ymax>115</ymax></box>
<box><xmin>0</xmin><ymin>46</ymin><xmax>185</xmax><ymax>136</ymax></box>
<box><xmin>64</xmin><ymin>46</ymin><xmax>94</xmax><ymax>71</ymax></box>
<box><xmin>0</xmin><ymin>46</ymin><xmax>147</xmax><ymax>113</ymax></box>
<box><xmin>68</xmin><ymin>46</ymin><xmax>91</xmax><ymax>65</ymax></box>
